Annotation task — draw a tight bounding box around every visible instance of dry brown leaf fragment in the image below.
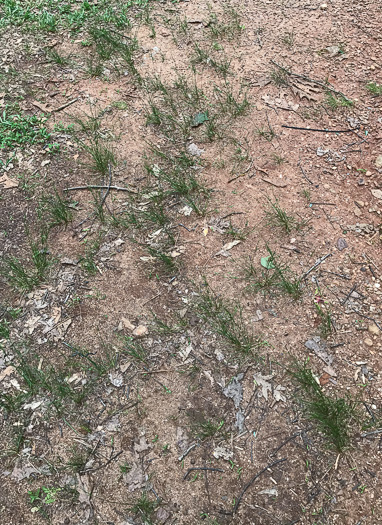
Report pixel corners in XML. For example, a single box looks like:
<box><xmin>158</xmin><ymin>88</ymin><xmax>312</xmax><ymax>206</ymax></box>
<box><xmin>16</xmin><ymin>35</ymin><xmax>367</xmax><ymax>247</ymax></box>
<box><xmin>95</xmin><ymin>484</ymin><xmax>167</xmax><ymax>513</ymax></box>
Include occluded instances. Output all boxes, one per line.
<box><xmin>0</xmin><ymin>174</ymin><xmax>19</xmax><ymax>189</ymax></box>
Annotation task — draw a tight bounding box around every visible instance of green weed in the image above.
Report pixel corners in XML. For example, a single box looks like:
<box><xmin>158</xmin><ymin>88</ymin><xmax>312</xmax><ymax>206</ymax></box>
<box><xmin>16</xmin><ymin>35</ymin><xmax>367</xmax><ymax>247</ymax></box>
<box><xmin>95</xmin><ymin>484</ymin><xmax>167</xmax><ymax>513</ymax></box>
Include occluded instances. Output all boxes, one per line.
<box><xmin>265</xmin><ymin>197</ymin><xmax>302</xmax><ymax>233</ymax></box>
<box><xmin>325</xmin><ymin>91</ymin><xmax>353</xmax><ymax>109</ymax></box>
<box><xmin>366</xmin><ymin>82</ymin><xmax>382</xmax><ymax>96</ymax></box>
<box><xmin>1</xmin><ymin>232</ymin><xmax>50</xmax><ymax>291</ymax></box>
<box><xmin>289</xmin><ymin>360</ymin><xmax>358</xmax><ymax>452</ymax></box>
<box><xmin>192</xmin><ymin>417</ymin><xmax>225</xmax><ymax>440</ymax></box>
<box><xmin>130</xmin><ymin>492</ymin><xmax>158</xmax><ymax>524</ymax></box>
<box><xmin>38</xmin><ymin>190</ymin><xmax>75</xmax><ymax>228</ymax></box>
<box><xmin>197</xmin><ymin>283</ymin><xmax>263</xmax><ymax>355</ymax></box>
<box><xmin>0</xmin><ymin>106</ymin><xmax>52</xmax><ymax>150</ymax></box>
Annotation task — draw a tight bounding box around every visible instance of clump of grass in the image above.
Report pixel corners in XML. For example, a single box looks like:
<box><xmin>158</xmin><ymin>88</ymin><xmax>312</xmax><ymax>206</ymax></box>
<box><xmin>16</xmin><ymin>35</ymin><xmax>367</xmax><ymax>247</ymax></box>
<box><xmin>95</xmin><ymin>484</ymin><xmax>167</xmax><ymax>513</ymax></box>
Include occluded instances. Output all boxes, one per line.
<box><xmin>366</xmin><ymin>82</ymin><xmax>382</xmax><ymax>96</ymax></box>
<box><xmin>1</xmin><ymin>232</ymin><xmax>50</xmax><ymax>291</ymax></box>
<box><xmin>124</xmin><ymin>338</ymin><xmax>147</xmax><ymax>363</ymax></box>
<box><xmin>192</xmin><ymin>417</ymin><xmax>225</xmax><ymax>440</ymax></box>
<box><xmin>315</xmin><ymin>302</ymin><xmax>334</xmax><ymax>338</ymax></box>
<box><xmin>243</xmin><ymin>247</ymin><xmax>303</xmax><ymax>300</ymax></box>
<box><xmin>215</xmin><ymin>83</ymin><xmax>250</xmax><ymax>117</ymax></box>
<box><xmin>281</xmin><ymin>31</ymin><xmax>294</xmax><ymax>48</ymax></box>
<box><xmin>208</xmin><ymin>5</ymin><xmax>244</xmax><ymax>41</ymax></box>
<box><xmin>226</xmin><ymin>220</ymin><xmax>254</xmax><ymax>241</ymax></box>
<box><xmin>197</xmin><ymin>282</ymin><xmax>263</xmax><ymax>355</ymax></box>
<box><xmin>130</xmin><ymin>492</ymin><xmax>158</xmax><ymax>524</ymax></box>
<box><xmin>38</xmin><ymin>190</ymin><xmax>75</xmax><ymax>228</ymax></box>
<box><xmin>80</xmin><ymin>237</ymin><xmax>102</xmax><ymax>275</ymax></box>
<box><xmin>325</xmin><ymin>91</ymin><xmax>353</xmax><ymax>109</ymax></box>
<box><xmin>192</xmin><ymin>44</ymin><xmax>231</xmax><ymax>77</ymax></box>
<box><xmin>256</xmin><ymin>126</ymin><xmax>275</xmax><ymax>142</ymax></box>
<box><xmin>289</xmin><ymin>360</ymin><xmax>358</xmax><ymax>452</ymax></box>
<box><xmin>0</xmin><ymin>106</ymin><xmax>52</xmax><ymax>150</ymax></box>
<box><xmin>265</xmin><ymin>197</ymin><xmax>307</xmax><ymax>234</ymax></box>
<box><xmin>270</xmin><ymin>68</ymin><xmax>289</xmax><ymax>87</ymax></box>
<box><xmin>45</xmin><ymin>48</ymin><xmax>69</xmax><ymax>66</ymax></box>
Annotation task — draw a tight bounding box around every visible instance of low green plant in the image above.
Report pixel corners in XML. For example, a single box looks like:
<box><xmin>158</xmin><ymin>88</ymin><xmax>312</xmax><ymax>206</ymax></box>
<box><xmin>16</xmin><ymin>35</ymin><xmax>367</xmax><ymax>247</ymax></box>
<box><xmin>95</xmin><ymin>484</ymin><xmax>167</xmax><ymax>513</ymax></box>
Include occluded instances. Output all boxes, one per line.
<box><xmin>124</xmin><ymin>338</ymin><xmax>147</xmax><ymax>362</ymax></box>
<box><xmin>197</xmin><ymin>283</ymin><xmax>263</xmax><ymax>354</ymax></box>
<box><xmin>325</xmin><ymin>91</ymin><xmax>353</xmax><ymax>109</ymax></box>
<box><xmin>265</xmin><ymin>197</ymin><xmax>303</xmax><ymax>233</ymax></box>
<box><xmin>192</xmin><ymin>417</ymin><xmax>225</xmax><ymax>440</ymax></box>
<box><xmin>289</xmin><ymin>360</ymin><xmax>358</xmax><ymax>452</ymax></box>
<box><xmin>1</xmin><ymin>231</ymin><xmax>50</xmax><ymax>291</ymax></box>
<box><xmin>366</xmin><ymin>82</ymin><xmax>382</xmax><ymax>96</ymax></box>
<box><xmin>28</xmin><ymin>486</ymin><xmax>62</xmax><ymax>506</ymax></box>
<box><xmin>130</xmin><ymin>492</ymin><xmax>158</xmax><ymax>523</ymax></box>
<box><xmin>38</xmin><ymin>190</ymin><xmax>75</xmax><ymax>228</ymax></box>
<box><xmin>0</xmin><ymin>106</ymin><xmax>52</xmax><ymax>150</ymax></box>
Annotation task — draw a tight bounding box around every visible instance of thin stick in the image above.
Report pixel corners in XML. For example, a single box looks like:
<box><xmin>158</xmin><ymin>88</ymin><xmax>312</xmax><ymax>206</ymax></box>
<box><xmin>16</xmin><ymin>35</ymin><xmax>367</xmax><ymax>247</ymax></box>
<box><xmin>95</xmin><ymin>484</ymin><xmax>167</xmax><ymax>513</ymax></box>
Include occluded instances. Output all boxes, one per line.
<box><xmin>178</xmin><ymin>443</ymin><xmax>197</xmax><ymax>461</ymax></box>
<box><xmin>64</xmin><ymin>184</ymin><xmax>137</xmax><ymax>193</ymax></box>
<box><xmin>83</xmin><ymin>450</ymin><xmax>123</xmax><ymax>473</ymax></box>
<box><xmin>52</xmin><ymin>98</ymin><xmax>79</xmax><ymax>112</ymax></box>
<box><xmin>282</xmin><ymin>124</ymin><xmax>355</xmax><ymax>133</ymax></box>
<box><xmin>310</xmin><ymin>202</ymin><xmax>336</xmax><ymax>206</ymax></box>
<box><xmin>233</xmin><ymin>458</ymin><xmax>287</xmax><ymax>513</ymax></box>
<box><xmin>342</xmin><ymin>284</ymin><xmax>356</xmax><ymax>306</ymax></box>
<box><xmin>270</xmin><ymin>432</ymin><xmax>302</xmax><ymax>457</ymax></box>
<box><xmin>298</xmin><ymin>162</ymin><xmax>314</xmax><ymax>185</ymax></box>
<box><xmin>301</xmin><ymin>253</ymin><xmax>332</xmax><ymax>279</ymax></box>
<box><xmin>140</xmin><ymin>293</ymin><xmax>161</xmax><ymax>307</ymax></box>
<box><xmin>183</xmin><ymin>467</ymin><xmax>224</xmax><ymax>480</ymax></box>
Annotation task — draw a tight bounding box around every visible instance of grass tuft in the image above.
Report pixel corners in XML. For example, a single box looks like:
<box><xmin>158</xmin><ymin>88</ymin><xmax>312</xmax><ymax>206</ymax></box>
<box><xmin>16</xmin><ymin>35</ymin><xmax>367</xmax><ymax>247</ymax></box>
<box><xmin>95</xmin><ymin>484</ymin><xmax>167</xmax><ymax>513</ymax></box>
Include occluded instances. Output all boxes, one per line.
<box><xmin>289</xmin><ymin>360</ymin><xmax>358</xmax><ymax>452</ymax></box>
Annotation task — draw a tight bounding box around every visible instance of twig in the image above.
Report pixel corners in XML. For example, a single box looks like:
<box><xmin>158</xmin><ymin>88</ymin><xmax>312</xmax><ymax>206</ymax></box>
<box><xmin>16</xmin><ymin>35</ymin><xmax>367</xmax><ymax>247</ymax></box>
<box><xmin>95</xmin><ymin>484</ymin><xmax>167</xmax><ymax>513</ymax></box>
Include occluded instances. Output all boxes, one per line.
<box><xmin>183</xmin><ymin>467</ymin><xmax>224</xmax><ymax>480</ymax></box>
<box><xmin>301</xmin><ymin>253</ymin><xmax>332</xmax><ymax>279</ymax></box>
<box><xmin>220</xmin><ymin>212</ymin><xmax>245</xmax><ymax>220</ymax></box>
<box><xmin>64</xmin><ymin>184</ymin><xmax>137</xmax><ymax>193</ymax></box>
<box><xmin>178</xmin><ymin>443</ymin><xmax>197</xmax><ymax>462</ymax></box>
<box><xmin>140</xmin><ymin>293</ymin><xmax>161</xmax><ymax>307</ymax></box>
<box><xmin>83</xmin><ymin>450</ymin><xmax>123</xmax><ymax>473</ymax></box>
<box><xmin>52</xmin><ymin>98</ymin><xmax>79</xmax><ymax>112</ymax></box>
<box><xmin>270</xmin><ymin>431</ymin><xmax>303</xmax><ymax>457</ymax></box>
<box><xmin>100</xmin><ymin>164</ymin><xmax>113</xmax><ymax>208</ymax></box>
<box><xmin>361</xmin><ymin>429</ymin><xmax>382</xmax><ymax>438</ymax></box>
<box><xmin>310</xmin><ymin>202</ymin><xmax>336</xmax><ymax>206</ymax></box>
<box><xmin>342</xmin><ymin>284</ymin><xmax>356</xmax><ymax>306</ymax></box>
<box><xmin>233</xmin><ymin>458</ymin><xmax>287</xmax><ymax>513</ymax></box>
<box><xmin>298</xmin><ymin>162</ymin><xmax>314</xmax><ymax>185</ymax></box>
<box><xmin>282</xmin><ymin>124</ymin><xmax>356</xmax><ymax>133</ymax></box>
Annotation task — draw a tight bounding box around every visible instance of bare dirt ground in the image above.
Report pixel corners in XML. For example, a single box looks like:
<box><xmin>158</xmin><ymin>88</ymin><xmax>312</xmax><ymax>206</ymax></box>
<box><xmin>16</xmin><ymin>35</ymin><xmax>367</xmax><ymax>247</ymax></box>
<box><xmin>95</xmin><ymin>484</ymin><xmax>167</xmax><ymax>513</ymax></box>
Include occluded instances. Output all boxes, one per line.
<box><xmin>0</xmin><ymin>0</ymin><xmax>382</xmax><ymax>524</ymax></box>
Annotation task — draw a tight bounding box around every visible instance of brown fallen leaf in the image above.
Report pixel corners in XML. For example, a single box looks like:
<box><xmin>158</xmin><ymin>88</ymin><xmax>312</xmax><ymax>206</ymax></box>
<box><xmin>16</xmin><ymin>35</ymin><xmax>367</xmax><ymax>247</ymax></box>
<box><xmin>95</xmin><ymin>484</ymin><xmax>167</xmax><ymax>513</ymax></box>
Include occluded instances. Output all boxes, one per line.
<box><xmin>0</xmin><ymin>366</ymin><xmax>16</xmax><ymax>381</ymax></box>
<box><xmin>0</xmin><ymin>174</ymin><xmax>19</xmax><ymax>189</ymax></box>
<box><xmin>319</xmin><ymin>372</ymin><xmax>331</xmax><ymax>386</ymax></box>
<box><xmin>31</xmin><ymin>100</ymin><xmax>51</xmax><ymax>113</ymax></box>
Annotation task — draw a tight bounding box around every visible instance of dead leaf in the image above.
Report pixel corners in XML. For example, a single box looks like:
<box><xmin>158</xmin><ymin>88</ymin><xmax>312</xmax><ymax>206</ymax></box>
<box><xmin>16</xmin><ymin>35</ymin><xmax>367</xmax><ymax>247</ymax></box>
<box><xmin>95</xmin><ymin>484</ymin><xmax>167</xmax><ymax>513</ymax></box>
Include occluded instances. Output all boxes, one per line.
<box><xmin>11</xmin><ymin>464</ymin><xmax>40</xmax><ymax>481</ymax></box>
<box><xmin>124</xmin><ymin>462</ymin><xmax>146</xmax><ymax>492</ymax></box>
<box><xmin>215</xmin><ymin>240</ymin><xmax>241</xmax><ymax>257</ymax></box>
<box><xmin>0</xmin><ymin>174</ymin><xmax>19</xmax><ymax>189</ymax></box>
<box><xmin>290</xmin><ymin>79</ymin><xmax>321</xmax><ymax>101</ymax></box>
<box><xmin>305</xmin><ymin>337</ymin><xmax>334</xmax><ymax>366</ymax></box>
<box><xmin>253</xmin><ymin>372</ymin><xmax>273</xmax><ymax>400</ymax></box>
<box><xmin>319</xmin><ymin>373</ymin><xmax>331</xmax><ymax>386</ymax></box>
<box><xmin>0</xmin><ymin>366</ymin><xmax>16</xmax><ymax>381</ymax></box>
<box><xmin>262</xmin><ymin>92</ymin><xmax>299</xmax><ymax>112</ymax></box>
<box><xmin>31</xmin><ymin>100</ymin><xmax>51</xmax><ymax>113</ymax></box>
